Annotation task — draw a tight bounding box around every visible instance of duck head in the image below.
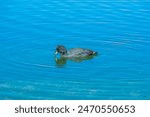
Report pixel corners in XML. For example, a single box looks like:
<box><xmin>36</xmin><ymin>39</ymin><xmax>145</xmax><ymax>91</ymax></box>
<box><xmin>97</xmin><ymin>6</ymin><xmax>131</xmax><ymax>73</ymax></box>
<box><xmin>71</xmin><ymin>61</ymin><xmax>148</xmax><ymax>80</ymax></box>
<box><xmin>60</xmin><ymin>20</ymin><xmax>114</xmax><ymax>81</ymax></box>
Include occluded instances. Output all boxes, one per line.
<box><xmin>55</xmin><ymin>45</ymin><xmax>67</xmax><ymax>56</ymax></box>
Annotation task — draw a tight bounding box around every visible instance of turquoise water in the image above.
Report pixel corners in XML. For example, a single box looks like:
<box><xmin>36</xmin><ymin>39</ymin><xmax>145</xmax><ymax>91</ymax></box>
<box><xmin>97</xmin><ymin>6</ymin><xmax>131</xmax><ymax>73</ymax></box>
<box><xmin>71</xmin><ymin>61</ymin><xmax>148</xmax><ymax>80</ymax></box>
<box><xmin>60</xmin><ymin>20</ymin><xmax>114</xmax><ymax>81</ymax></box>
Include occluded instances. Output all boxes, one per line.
<box><xmin>0</xmin><ymin>0</ymin><xmax>150</xmax><ymax>99</ymax></box>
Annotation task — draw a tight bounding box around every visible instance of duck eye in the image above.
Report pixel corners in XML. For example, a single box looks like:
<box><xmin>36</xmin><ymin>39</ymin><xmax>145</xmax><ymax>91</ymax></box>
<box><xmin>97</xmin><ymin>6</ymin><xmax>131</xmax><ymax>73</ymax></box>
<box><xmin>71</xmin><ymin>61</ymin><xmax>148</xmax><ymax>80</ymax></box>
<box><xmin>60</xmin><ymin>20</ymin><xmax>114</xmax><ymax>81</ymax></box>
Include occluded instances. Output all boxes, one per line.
<box><xmin>56</xmin><ymin>48</ymin><xmax>59</xmax><ymax>52</ymax></box>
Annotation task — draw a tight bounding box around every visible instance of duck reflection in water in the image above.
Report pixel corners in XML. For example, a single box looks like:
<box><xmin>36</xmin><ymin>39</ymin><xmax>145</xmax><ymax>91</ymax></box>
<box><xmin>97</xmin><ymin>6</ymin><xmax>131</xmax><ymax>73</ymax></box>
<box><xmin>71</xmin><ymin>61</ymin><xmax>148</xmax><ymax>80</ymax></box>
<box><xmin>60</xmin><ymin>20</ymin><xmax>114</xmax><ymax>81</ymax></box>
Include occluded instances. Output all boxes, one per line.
<box><xmin>54</xmin><ymin>45</ymin><xmax>98</xmax><ymax>67</ymax></box>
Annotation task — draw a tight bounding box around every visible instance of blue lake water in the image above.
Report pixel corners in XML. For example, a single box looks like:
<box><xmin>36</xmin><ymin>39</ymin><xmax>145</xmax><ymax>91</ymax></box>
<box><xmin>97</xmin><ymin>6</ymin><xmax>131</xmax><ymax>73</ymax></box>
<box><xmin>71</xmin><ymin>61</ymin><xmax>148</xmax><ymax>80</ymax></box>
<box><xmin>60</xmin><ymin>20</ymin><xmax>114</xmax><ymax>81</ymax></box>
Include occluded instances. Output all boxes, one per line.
<box><xmin>0</xmin><ymin>0</ymin><xmax>150</xmax><ymax>99</ymax></box>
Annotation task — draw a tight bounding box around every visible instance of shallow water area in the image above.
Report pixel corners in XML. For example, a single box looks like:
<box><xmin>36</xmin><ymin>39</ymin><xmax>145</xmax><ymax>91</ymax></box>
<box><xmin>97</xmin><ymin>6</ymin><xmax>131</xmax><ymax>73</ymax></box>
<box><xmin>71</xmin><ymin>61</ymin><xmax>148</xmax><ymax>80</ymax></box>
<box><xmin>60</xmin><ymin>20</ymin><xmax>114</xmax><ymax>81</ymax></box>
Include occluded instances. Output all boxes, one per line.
<box><xmin>0</xmin><ymin>0</ymin><xmax>150</xmax><ymax>99</ymax></box>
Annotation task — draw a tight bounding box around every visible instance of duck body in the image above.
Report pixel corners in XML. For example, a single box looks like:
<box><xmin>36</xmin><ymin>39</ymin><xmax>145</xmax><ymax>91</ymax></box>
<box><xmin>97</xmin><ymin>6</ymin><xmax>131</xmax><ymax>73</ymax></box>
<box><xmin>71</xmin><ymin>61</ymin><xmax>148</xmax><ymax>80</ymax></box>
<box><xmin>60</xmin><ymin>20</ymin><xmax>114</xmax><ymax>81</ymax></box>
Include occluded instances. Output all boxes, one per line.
<box><xmin>55</xmin><ymin>45</ymin><xmax>97</xmax><ymax>58</ymax></box>
<box><xmin>65</xmin><ymin>48</ymin><xmax>97</xmax><ymax>58</ymax></box>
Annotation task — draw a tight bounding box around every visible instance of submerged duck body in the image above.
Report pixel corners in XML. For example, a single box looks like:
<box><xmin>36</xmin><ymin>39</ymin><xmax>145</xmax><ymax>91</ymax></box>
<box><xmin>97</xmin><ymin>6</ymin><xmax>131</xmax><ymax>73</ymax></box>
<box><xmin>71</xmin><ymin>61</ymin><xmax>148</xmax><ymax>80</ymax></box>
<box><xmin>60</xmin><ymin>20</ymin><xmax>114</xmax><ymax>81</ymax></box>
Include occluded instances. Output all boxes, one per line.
<box><xmin>55</xmin><ymin>45</ymin><xmax>98</xmax><ymax>58</ymax></box>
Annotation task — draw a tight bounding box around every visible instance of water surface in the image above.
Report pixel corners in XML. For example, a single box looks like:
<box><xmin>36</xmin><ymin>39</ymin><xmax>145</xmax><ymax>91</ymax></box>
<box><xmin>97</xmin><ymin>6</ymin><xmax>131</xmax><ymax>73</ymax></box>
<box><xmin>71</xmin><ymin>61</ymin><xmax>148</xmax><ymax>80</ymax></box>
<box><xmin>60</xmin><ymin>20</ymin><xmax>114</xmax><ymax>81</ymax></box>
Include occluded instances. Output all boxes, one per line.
<box><xmin>0</xmin><ymin>0</ymin><xmax>150</xmax><ymax>99</ymax></box>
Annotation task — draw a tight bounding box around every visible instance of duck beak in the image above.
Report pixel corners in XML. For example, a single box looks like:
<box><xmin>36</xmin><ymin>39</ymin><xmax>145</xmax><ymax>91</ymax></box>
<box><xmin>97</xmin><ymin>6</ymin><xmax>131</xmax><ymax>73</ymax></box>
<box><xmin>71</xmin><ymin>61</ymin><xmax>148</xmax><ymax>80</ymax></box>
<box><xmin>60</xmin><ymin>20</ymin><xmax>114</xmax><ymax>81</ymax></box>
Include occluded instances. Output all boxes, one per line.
<box><xmin>55</xmin><ymin>50</ymin><xmax>58</xmax><ymax>55</ymax></box>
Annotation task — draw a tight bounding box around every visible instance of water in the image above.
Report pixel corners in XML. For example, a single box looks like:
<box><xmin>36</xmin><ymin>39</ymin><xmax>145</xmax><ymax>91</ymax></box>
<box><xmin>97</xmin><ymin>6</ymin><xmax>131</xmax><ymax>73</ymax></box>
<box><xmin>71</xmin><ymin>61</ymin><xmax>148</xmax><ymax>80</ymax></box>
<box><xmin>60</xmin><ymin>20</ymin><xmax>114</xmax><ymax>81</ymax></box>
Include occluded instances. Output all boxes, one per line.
<box><xmin>0</xmin><ymin>0</ymin><xmax>150</xmax><ymax>99</ymax></box>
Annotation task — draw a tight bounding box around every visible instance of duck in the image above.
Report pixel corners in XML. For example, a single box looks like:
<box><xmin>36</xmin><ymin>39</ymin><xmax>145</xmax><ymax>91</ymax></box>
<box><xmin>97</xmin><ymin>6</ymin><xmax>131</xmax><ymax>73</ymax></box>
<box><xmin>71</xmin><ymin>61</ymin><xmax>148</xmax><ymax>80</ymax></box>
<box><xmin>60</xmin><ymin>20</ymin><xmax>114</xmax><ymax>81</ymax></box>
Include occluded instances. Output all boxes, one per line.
<box><xmin>55</xmin><ymin>45</ymin><xmax>98</xmax><ymax>58</ymax></box>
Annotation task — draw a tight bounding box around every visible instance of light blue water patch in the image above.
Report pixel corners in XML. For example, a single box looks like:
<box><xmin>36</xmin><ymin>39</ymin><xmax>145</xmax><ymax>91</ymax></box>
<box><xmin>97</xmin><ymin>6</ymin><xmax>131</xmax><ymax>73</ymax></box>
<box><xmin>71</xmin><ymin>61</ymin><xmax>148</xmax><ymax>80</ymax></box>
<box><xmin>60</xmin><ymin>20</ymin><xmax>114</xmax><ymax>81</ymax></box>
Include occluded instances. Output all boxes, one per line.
<box><xmin>0</xmin><ymin>0</ymin><xmax>150</xmax><ymax>99</ymax></box>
